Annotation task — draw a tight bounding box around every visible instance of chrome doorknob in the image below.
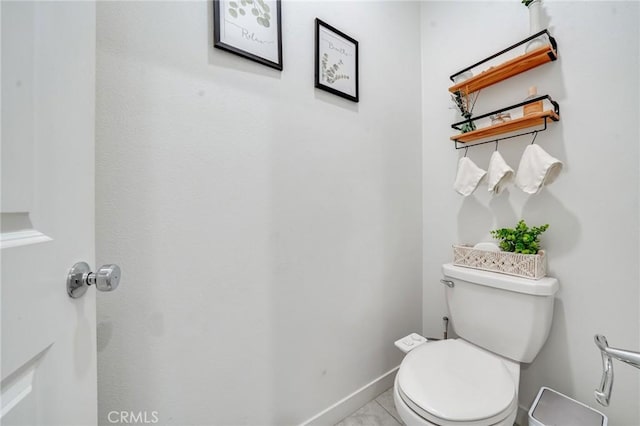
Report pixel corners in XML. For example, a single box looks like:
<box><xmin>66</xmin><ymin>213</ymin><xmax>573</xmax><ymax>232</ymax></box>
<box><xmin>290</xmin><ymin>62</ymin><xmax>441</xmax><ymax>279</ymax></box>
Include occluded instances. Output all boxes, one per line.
<box><xmin>67</xmin><ymin>262</ymin><xmax>121</xmax><ymax>298</ymax></box>
<box><xmin>93</xmin><ymin>264</ymin><xmax>121</xmax><ymax>292</ymax></box>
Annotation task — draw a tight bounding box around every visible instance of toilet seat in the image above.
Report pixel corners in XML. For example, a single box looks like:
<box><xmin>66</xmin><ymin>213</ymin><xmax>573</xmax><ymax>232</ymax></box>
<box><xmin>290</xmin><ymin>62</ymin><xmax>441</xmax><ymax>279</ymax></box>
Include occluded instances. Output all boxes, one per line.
<box><xmin>397</xmin><ymin>339</ymin><xmax>517</xmax><ymax>425</ymax></box>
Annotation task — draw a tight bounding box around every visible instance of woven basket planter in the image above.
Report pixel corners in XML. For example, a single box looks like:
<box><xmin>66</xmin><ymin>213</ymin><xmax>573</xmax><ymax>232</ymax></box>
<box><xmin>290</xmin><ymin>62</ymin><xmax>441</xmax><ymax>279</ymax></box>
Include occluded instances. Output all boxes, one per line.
<box><xmin>452</xmin><ymin>245</ymin><xmax>547</xmax><ymax>279</ymax></box>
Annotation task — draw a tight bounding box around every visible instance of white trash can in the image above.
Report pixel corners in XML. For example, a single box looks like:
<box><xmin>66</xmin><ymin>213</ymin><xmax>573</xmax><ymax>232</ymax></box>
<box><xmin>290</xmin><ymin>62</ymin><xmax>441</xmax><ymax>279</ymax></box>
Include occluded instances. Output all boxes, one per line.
<box><xmin>528</xmin><ymin>387</ymin><xmax>608</xmax><ymax>426</ymax></box>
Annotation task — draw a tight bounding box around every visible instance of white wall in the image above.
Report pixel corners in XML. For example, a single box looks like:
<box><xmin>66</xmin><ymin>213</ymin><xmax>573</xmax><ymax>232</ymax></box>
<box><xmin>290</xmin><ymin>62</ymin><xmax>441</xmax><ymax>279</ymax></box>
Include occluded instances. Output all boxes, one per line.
<box><xmin>96</xmin><ymin>1</ymin><xmax>422</xmax><ymax>425</ymax></box>
<box><xmin>421</xmin><ymin>1</ymin><xmax>640</xmax><ymax>424</ymax></box>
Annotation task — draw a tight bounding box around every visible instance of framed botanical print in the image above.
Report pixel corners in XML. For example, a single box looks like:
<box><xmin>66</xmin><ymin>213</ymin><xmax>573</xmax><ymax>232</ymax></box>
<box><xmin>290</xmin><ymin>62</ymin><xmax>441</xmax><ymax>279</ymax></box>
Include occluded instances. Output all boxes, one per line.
<box><xmin>314</xmin><ymin>18</ymin><xmax>359</xmax><ymax>102</ymax></box>
<box><xmin>214</xmin><ymin>0</ymin><xmax>283</xmax><ymax>70</ymax></box>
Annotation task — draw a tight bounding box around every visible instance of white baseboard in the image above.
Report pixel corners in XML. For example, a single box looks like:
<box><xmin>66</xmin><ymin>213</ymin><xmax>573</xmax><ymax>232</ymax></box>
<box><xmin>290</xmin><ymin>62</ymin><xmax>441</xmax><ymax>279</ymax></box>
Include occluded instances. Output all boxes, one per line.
<box><xmin>300</xmin><ymin>366</ymin><xmax>399</xmax><ymax>426</ymax></box>
<box><xmin>516</xmin><ymin>404</ymin><xmax>529</xmax><ymax>426</ymax></box>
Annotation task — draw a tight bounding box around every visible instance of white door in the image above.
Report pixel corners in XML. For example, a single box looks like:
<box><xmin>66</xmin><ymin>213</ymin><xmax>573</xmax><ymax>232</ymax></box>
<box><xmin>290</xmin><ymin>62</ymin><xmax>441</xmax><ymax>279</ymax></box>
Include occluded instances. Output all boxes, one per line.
<box><xmin>1</xmin><ymin>1</ymin><xmax>98</xmax><ymax>425</ymax></box>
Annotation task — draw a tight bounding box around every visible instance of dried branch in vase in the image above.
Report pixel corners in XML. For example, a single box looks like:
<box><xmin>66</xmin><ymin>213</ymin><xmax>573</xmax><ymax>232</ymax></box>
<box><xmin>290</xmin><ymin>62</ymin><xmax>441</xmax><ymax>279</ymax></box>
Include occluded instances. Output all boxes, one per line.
<box><xmin>450</xmin><ymin>90</ymin><xmax>480</xmax><ymax>133</ymax></box>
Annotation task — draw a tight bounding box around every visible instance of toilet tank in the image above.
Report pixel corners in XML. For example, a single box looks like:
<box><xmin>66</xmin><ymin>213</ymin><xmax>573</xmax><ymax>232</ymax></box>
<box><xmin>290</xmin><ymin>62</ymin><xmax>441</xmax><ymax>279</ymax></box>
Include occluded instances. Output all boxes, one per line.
<box><xmin>442</xmin><ymin>263</ymin><xmax>559</xmax><ymax>363</ymax></box>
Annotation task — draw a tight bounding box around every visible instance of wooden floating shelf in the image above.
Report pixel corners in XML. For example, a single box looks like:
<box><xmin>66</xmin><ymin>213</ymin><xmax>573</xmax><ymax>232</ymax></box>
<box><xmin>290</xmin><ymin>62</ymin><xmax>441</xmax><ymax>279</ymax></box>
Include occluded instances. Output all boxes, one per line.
<box><xmin>451</xmin><ymin>110</ymin><xmax>560</xmax><ymax>144</ymax></box>
<box><xmin>448</xmin><ymin>43</ymin><xmax>558</xmax><ymax>95</ymax></box>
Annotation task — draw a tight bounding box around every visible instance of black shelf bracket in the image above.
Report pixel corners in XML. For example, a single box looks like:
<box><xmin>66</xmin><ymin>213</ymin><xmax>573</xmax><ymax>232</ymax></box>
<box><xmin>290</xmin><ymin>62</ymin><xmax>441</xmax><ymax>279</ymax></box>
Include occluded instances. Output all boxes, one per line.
<box><xmin>449</xmin><ymin>29</ymin><xmax>558</xmax><ymax>83</ymax></box>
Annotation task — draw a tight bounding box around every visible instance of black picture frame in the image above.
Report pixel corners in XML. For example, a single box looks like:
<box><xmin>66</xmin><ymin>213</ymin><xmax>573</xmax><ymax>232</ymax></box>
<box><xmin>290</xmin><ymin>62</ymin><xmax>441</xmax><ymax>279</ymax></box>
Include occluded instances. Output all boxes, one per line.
<box><xmin>314</xmin><ymin>18</ymin><xmax>359</xmax><ymax>102</ymax></box>
<box><xmin>213</xmin><ymin>0</ymin><xmax>283</xmax><ymax>71</ymax></box>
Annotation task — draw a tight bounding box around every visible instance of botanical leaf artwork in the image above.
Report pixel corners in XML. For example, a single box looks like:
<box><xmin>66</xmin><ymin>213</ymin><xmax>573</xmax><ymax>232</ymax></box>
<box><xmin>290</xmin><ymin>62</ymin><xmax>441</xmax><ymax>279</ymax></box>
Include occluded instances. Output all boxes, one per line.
<box><xmin>321</xmin><ymin>53</ymin><xmax>350</xmax><ymax>85</ymax></box>
<box><xmin>228</xmin><ymin>0</ymin><xmax>272</xmax><ymax>27</ymax></box>
<box><xmin>314</xmin><ymin>20</ymin><xmax>357</xmax><ymax>101</ymax></box>
<box><xmin>215</xmin><ymin>0</ymin><xmax>281</xmax><ymax>69</ymax></box>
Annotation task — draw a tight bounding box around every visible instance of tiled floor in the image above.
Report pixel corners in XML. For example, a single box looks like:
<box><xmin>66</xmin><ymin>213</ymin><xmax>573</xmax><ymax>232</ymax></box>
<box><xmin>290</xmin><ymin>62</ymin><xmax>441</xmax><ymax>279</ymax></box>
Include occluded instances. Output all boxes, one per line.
<box><xmin>335</xmin><ymin>388</ymin><xmax>522</xmax><ymax>426</ymax></box>
<box><xmin>334</xmin><ymin>388</ymin><xmax>404</xmax><ymax>426</ymax></box>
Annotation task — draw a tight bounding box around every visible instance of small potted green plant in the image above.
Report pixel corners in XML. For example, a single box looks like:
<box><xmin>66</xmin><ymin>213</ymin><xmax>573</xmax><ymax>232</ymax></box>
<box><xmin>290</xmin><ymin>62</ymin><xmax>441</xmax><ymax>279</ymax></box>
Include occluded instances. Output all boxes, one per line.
<box><xmin>490</xmin><ymin>220</ymin><xmax>549</xmax><ymax>255</ymax></box>
<box><xmin>452</xmin><ymin>219</ymin><xmax>549</xmax><ymax>279</ymax></box>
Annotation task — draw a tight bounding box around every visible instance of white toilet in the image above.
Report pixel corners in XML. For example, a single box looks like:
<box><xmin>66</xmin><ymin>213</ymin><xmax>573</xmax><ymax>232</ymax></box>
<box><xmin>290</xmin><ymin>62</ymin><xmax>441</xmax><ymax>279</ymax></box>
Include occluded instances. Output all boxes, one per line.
<box><xmin>394</xmin><ymin>263</ymin><xmax>559</xmax><ymax>426</ymax></box>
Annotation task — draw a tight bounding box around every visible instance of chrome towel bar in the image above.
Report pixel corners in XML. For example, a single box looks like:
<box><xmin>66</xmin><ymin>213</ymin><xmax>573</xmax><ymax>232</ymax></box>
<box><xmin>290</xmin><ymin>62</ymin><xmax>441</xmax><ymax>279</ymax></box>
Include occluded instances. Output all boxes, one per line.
<box><xmin>594</xmin><ymin>334</ymin><xmax>640</xmax><ymax>406</ymax></box>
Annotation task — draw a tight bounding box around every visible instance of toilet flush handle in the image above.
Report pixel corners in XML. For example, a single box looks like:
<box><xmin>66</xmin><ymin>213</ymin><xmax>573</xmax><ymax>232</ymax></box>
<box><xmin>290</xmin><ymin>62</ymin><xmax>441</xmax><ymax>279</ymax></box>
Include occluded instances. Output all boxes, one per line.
<box><xmin>440</xmin><ymin>279</ymin><xmax>454</xmax><ymax>288</ymax></box>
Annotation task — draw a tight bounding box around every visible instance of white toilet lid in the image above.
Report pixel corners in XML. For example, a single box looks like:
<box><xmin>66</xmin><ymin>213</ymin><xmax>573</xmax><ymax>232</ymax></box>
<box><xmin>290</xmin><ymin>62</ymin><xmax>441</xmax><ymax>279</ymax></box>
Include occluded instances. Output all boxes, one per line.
<box><xmin>398</xmin><ymin>339</ymin><xmax>516</xmax><ymax>424</ymax></box>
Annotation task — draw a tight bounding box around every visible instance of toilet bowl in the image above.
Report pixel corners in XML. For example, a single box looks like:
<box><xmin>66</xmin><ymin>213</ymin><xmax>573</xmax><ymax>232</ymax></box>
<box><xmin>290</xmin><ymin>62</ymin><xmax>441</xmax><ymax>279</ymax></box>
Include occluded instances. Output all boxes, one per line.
<box><xmin>393</xmin><ymin>339</ymin><xmax>519</xmax><ymax>426</ymax></box>
<box><xmin>393</xmin><ymin>264</ymin><xmax>559</xmax><ymax>426</ymax></box>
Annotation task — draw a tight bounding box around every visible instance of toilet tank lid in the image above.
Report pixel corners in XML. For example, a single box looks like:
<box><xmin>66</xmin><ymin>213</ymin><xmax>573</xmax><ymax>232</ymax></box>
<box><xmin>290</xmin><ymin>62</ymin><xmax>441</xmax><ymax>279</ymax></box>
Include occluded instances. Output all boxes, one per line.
<box><xmin>442</xmin><ymin>263</ymin><xmax>559</xmax><ymax>296</ymax></box>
